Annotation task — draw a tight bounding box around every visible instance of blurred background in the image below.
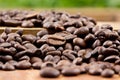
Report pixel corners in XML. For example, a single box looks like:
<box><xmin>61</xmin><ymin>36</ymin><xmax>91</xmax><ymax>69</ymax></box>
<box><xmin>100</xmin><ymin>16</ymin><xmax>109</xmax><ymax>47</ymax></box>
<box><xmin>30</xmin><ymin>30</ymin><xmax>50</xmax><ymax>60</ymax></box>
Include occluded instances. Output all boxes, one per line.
<box><xmin>0</xmin><ymin>0</ymin><xmax>120</xmax><ymax>8</ymax></box>
<box><xmin>0</xmin><ymin>0</ymin><xmax>120</xmax><ymax>22</ymax></box>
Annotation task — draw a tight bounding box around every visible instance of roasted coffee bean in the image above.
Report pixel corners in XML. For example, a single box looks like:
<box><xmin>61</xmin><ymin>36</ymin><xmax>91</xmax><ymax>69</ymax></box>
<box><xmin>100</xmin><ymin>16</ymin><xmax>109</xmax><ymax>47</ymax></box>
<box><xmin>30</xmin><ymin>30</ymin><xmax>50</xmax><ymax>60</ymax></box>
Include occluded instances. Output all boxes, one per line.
<box><xmin>101</xmin><ymin>24</ymin><xmax>113</xmax><ymax>31</ymax></box>
<box><xmin>40</xmin><ymin>67</ymin><xmax>60</xmax><ymax>78</ymax></box>
<box><xmin>0</xmin><ymin>62</ymin><xmax>3</xmax><ymax>69</ymax></box>
<box><xmin>21</xmin><ymin>21</ymin><xmax>34</xmax><ymax>28</ymax></box>
<box><xmin>74</xmin><ymin>45</ymin><xmax>80</xmax><ymax>52</ymax></box>
<box><xmin>57</xmin><ymin>47</ymin><xmax>64</xmax><ymax>52</ymax></box>
<box><xmin>55</xmin><ymin>31</ymin><xmax>77</xmax><ymax>40</ymax></box>
<box><xmin>113</xmin><ymin>65</ymin><xmax>120</xmax><ymax>74</ymax></box>
<box><xmin>92</xmin><ymin>40</ymin><xmax>101</xmax><ymax>48</ymax></box>
<box><xmin>61</xmin><ymin>66</ymin><xmax>80</xmax><ymax>76</ymax></box>
<box><xmin>104</xmin><ymin>55</ymin><xmax>119</xmax><ymax>62</ymax></box>
<box><xmin>0</xmin><ymin>55</ymin><xmax>13</xmax><ymax>61</ymax></box>
<box><xmin>7</xmin><ymin>60</ymin><xmax>17</xmax><ymax>66</ymax></box>
<box><xmin>101</xmin><ymin>69</ymin><xmax>114</xmax><ymax>77</ymax></box>
<box><xmin>101</xmin><ymin>48</ymin><xmax>119</xmax><ymax>56</ymax></box>
<box><xmin>53</xmin><ymin>56</ymin><xmax>60</xmax><ymax>63</ymax></box>
<box><xmin>46</xmin><ymin>50</ymin><xmax>61</xmax><ymax>56</ymax></box>
<box><xmin>16</xmin><ymin>29</ymin><xmax>23</xmax><ymax>36</ymax></box>
<box><xmin>74</xmin><ymin>27</ymin><xmax>89</xmax><ymax>38</ymax></box>
<box><xmin>14</xmin><ymin>43</ymin><xmax>26</xmax><ymax>51</ymax></box>
<box><xmin>30</xmin><ymin>57</ymin><xmax>42</xmax><ymax>64</ymax></box>
<box><xmin>22</xmin><ymin>34</ymin><xmax>36</xmax><ymax>43</ymax></box>
<box><xmin>66</xmin><ymin>27</ymin><xmax>76</xmax><ymax>34</ymax></box>
<box><xmin>84</xmin><ymin>34</ymin><xmax>95</xmax><ymax>45</ymax></box>
<box><xmin>77</xmin><ymin>49</ymin><xmax>86</xmax><ymax>57</ymax></box>
<box><xmin>41</xmin><ymin>61</ymin><xmax>56</xmax><ymax>68</ymax></box>
<box><xmin>73</xmin><ymin>57</ymin><xmax>83</xmax><ymax>65</ymax></box>
<box><xmin>88</xmin><ymin>68</ymin><xmax>102</xmax><ymax>75</ymax></box>
<box><xmin>62</xmin><ymin>50</ymin><xmax>76</xmax><ymax>60</ymax></box>
<box><xmin>19</xmin><ymin>55</ymin><xmax>30</xmax><ymax>61</ymax></box>
<box><xmin>47</xmin><ymin>35</ymin><xmax>66</xmax><ymax>46</ymax></box>
<box><xmin>115</xmin><ymin>59</ymin><xmax>120</xmax><ymax>64</ymax></box>
<box><xmin>32</xmin><ymin>61</ymin><xmax>43</xmax><ymax>69</ymax></box>
<box><xmin>2</xmin><ymin>62</ymin><xmax>15</xmax><ymax>71</ymax></box>
<box><xmin>42</xmin><ymin>46</ymin><xmax>56</xmax><ymax>54</ymax></box>
<box><xmin>37</xmin><ymin>29</ymin><xmax>48</xmax><ymax>37</ymax></box>
<box><xmin>65</xmin><ymin>43</ymin><xmax>72</xmax><ymax>50</ymax></box>
<box><xmin>73</xmin><ymin>38</ymin><xmax>86</xmax><ymax>48</ymax></box>
<box><xmin>44</xmin><ymin>55</ymin><xmax>54</xmax><ymax>62</ymax></box>
<box><xmin>16</xmin><ymin>60</ymin><xmax>31</xmax><ymax>69</ymax></box>
<box><xmin>103</xmin><ymin>40</ymin><xmax>113</xmax><ymax>47</ymax></box>
<box><xmin>4</xmin><ymin>28</ymin><xmax>12</xmax><ymax>34</ymax></box>
<box><xmin>0</xmin><ymin>42</ymin><xmax>12</xmax><ymax>48</ymax></box>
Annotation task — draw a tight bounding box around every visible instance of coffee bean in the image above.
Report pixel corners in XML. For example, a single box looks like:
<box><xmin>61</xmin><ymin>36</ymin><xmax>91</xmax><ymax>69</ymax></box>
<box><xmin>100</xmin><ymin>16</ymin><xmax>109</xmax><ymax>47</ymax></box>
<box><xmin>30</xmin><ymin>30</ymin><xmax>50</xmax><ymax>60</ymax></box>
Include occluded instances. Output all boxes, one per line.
<box><xmin>4</xmin><ymin>28</ymin><xmax>12</xmax><ymax>34</ymax></box>
<box><xmin>104</xmin><ymin>55</ymin><xmax>119</xmax><ymax>62</ymax></box>
<box><xmin>61</xmin><ymin>66</ymin><xmax>80</xmax><ymax>76</ymax></box>
<box><xmin>41</xmin><ymin>61</ymin><xmax>56</xmax><ymax>68</ymax></box>
<box><xmin>46</xmin><ymin>50</ymin><xmax>61</xmax><ymax>56</ymax></box>
<box><xmin>16</xmin><ymin>60</ymin><xmax>31</xmax><ymax>69</ymax></box>
<box><xmin>101</xmin><ymin>69</ymin><xmax>114</xmax><ymax>77</ymax></box>
<box><xmin>0</xmin><ymin>62</ymin><xmax>3</xmax><ymax>69</ymax></box>
<box><xmin>40</xmin><ymin>67</ymin><xmax>60</xmax><ymax>78</ymax></box>
<box><xmin>66</xmin><ymin>27</ymin><xmax>76</xmax><ymax>34</ymax></box>
<box><xmin>32</xmin><ymin>62</ymin><xmax>42</xmax><ymax>69</ymax></box>
<box><xmin>92</xmin><ymin>40</ymin><xmax>101</xmax><ymax>48</ymax></box>
<box><xmin>74</xmin><ymin>45</ymin><xmax>80</xmax><ymax>52</ymax></box>
<box><xmin>65</xmin><ymin>43</ymin><xmax>73</xmax><ymax>50</ymax></box>
<box><xmin>73</xmin><ymin>57</ymin><xmax>83</xmax><ymax>65</ymax></box>
<box><xmin>103</xmin><ymin>40</ymin><xmax>113</xmax><ymax>47</ymax></box>
<box><xmin>113</xmin><ymin>65</ymin><xmax>120</xmax><ymax>74</ymax></box>
<box><xmin>0</xmin><ymin>42</ymin><xmax>12</xmax><ymax>48</ymax></box>
<box><xmin>101</xmin><ymin>24</ymin><xmax>113</xmax><ymax>31</ymax></box>
<box><xmin>22</xmin><ymin>34</ymin><xmax>36</xmax><ymax>43</ymax></box>
<box><xmin>47</xmin><ymin>35</ymin><xmax>66</xmax><ymax>46</ymax></box>
<box><xmin>73</xmin><ymin>38</ymin><xmax>86</xmax><ymax>48</ymax></box>
<box><xmin>22</xmin><ymin>21</ymin><xmax>34</xmax><ymax>28</ymax></box>
<box><xmin>88</xmin><ymin>68</ymin><xmax>102</xmax><ymax>75</ymax></box>
<box><xmin>74</xmin><ymin>27</ymin><xmax>89</xmax><ymax>38</ymax></box>
<box><xmin>37</xmin><ymin>29</ymin><xmax>48</xmax><ymax>37</ymax></box>
<box><xmin>30</xmin><ymin>57</ymin><xmax>42</xmax><ymax>64</ymax></box>
<box><xmin>2</xmin><ymin>62</ymin><xmax>15</xmax><ymax>71</ymax></box>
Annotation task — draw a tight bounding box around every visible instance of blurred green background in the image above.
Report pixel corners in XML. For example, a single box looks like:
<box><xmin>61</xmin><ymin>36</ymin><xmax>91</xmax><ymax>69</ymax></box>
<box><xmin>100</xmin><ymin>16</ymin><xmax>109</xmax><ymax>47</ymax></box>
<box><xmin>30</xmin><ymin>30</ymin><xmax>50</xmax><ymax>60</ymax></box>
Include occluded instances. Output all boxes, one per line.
<box><xmin>0</xmin><ymin>0</ymin><xmax>120</xmax><ymax>8</ymax></box>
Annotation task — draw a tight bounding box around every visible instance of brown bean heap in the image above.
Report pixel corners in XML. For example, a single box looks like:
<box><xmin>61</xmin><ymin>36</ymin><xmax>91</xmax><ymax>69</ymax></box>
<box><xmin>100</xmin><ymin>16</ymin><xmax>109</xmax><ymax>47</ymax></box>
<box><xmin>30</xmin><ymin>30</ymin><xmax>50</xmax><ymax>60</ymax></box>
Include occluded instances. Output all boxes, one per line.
<box><xmin>0</xmin><ymin>10</ymin><xmax>96</xmax><ymax>29</ymax></box>
<box><xmin>0</xmin><ymin>11</ymin><xmax>120</xmax><ymax>78</ymax></box>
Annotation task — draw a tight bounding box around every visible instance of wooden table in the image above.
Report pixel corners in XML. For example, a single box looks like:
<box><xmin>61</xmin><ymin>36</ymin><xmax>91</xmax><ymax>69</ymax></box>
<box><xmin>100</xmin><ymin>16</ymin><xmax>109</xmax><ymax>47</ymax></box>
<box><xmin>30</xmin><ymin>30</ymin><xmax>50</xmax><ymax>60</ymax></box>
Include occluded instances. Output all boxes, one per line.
<box><xmin>0</xmin><ymin>22</ymin><xmax>120</xmax><ymax>80</ymax></box>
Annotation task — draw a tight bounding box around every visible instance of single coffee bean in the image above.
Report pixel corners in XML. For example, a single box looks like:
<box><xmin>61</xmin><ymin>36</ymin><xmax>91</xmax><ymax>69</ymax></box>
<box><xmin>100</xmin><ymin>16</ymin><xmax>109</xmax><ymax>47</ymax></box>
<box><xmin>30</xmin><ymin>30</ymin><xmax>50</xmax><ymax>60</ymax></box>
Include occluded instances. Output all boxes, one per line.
<box><xmin>101</xmin><ymin>24</ymin><xmax>113</xmax><ymax>31</ymax></box>
<box><xmin>104</xmin><ymin>55</ymin><xmax>119</xmax><ymax>63</ymax></box>
<box><xmin>73</xmin><ymin>57</ymin><xmax>83</xmax><ymax>65</ymax></box>
<box><xmin>37</xmin><ymin>29</ymin><xmax>48</xmax><ymax>37</ymax></box>
<box><xmin>2</xmin><ymin>62</ymin><xmax>15</xmax><ymax>71</ymax></box>
<box><xmin>53</xmin><ymin>56</ymin><xmax>60</xmax><ymax>63</ymax></box>
<box><xmin>16</xmin><ymin>60</ymin><xmax>31</xmax><ymax>69</ymax></box>
<box><xmin>65</xmin><ymin>43</ymin><xmax>73</xmax><ymax>50</ymax></box>
<box><xmin>30</xmin><ymin>57</ymin><xmax>42</xmax><ymax>64</ymax></box>
<box><xmin>66</xmin><ymin>27</ymin><xmax>76</xmax><ymax>34</ymax></box>
<box><xmin>74</xmin><ymin>45</ymin><xmax>80</xmax><ymax>52</ymax></box>
<box><xmin>0</xmin><ymin>42</ymin><xmax>12</xmax><ymax>48</ymax></box>
<box><xmin>61</xmin><ymin>67</ymin><xmax>80</xmax><ymax>76</ymax></box>
<box><xmin>103</xmin><ymin>40</ymin><xmax>113</xmax><ymax>48</ymax></box>
<box><xmin>74</xmin><ymin>27</ymin><xmax>89</xmax><ymax>38</ymax></box>
<box><xmin>113</xmin><ymin>65</ymin><xmax>120</xmax><ymax>74</ymax></box>
<box><xmin>32</xmin><ymin>61</ymin><xmax>43</xmax><ymax>69</ymax></box>
<box><xmin>46</xmin><ymin>50</ymin><xmax>61</xmax><ymax>56</ymax></box>
<box><xmin>41</xmin><ymin>61</ymin><xmax>56</xmax><ymax>68</ymax></box>
<box><xmin>92</xmin><ymin>40</ymin><xmax>101</xmax><ymax>49</ymax></box>
<box><xmin>88</xmin><ymin>68</ymin><xmax>102</xmax><ymax>75</ymax></box>
<box><xmin>22</xmin><ymin>34</ymin><xmax>36</xmax><ymax>43</ymax></box>
<box><xmin>47</xmin><ymin>35</ymin><xmax>66</xmax><ymax>46</ymax></box>
<box><xmin>73</xmin><ymin>38</ymin><xmax>86</xmax><ymax>48</ymax></box>
<box><xmin>101</xmin><ymin>69</ymin><xmax>114</xmax><ymax>77</ymax></box>
<box><xmin>21</xmin><ymin>20</ymin><xmax>34</xmax><ymax>28</ymax></box>
<box><xmin>19</xmin><ymin>55</ymin><xmax>30</xmax><ymax>61</ymax></box>
<box><xmin>40</xmin><ymin>67</ymin><xmax>60</xmax><ymax>78</ymax></box>
<box><xmin>4</xmin><ymin>28</ymin><xmax>12</xmax><ymax>34</ymax></box>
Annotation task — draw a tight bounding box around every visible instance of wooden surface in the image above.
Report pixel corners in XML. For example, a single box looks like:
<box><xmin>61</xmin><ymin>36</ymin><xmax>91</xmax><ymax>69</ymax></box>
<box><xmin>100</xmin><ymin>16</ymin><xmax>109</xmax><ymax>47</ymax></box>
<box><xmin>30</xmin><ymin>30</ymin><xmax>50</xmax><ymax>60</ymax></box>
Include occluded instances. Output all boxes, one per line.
<box><xmin>0</xmin><ymin>70</ymin><xmax>120</xmax><ymax>80</ymax></box>
<box><xmin>0</xmin><ymin>22</ymin><xmax>120</xmax><ymax>80</ymax></box>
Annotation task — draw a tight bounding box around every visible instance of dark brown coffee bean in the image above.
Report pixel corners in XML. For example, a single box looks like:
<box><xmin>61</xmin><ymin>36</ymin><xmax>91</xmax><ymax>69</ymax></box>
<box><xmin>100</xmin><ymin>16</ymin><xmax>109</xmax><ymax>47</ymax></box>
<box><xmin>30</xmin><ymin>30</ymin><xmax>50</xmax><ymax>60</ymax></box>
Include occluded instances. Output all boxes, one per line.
<box><xmin>30</xmin><ymin>57</ymin><xmax>42</xmax><ymax>64</ymax></box>
<box><xmin>21</xmin><ymin>21</ymin><xmax>34</xmax><ymax>28</ymax></box>
<box><xmin>84</xmin><ymin>34</ymin><xmax>95</xmax><ymax>44</ymax></box>
<box><xmin>62</xmin><ymin>50</ymin><xmax>76</xmax><ymax>60</ymax></box>
<box><xmin>88</xmin><ymin>68</ymin><xmax>102</xmax><ymax>75</ymax></box>
<box><xmin>77</xmin><ymin>49</ymin><xmax>86</xmax><ymax>57</ymax></box>
<box><xmin>44</xmin><ymin>55</ymin><xmax>53</xmax><ymax>62</ymax></box>
<box><xmin>0</xmin><ymin>55</ymin><xmax>13</xmax><ymax>61</ymax></box>
<box><xmin>101</xmin><ymin>48</ymin><xmax>119</xmax><ymax>56</ymax></box>
<box><xmin>3</xmin><ymin>20</ymin><xmax>21</xmax><ymax>27</ymax></box>
<box><xmin>16</xmin><ymin>29</ymin><xmax>23</xmax><ymax>36</ymax></box>
<box><xmin>73</xmin><ymin>38</ymin><xmax>86</xmax><ymax>48</ymax></box>
<box><xmin>32</xmin><ymin>61</ymin><xmax>42</xmax><ymax>69</ymax></box>
<box><xmin>47</xmin><ymin>35</ymin><xmax>66</xmax><ymax>46</ymax></box>
<box><xmin>101</xmin><ymin>24</ymin><xmax>113</xmax><ymax>31</ymax></box>
<box><xmin>2</xmin><ymin>62</ymin><xmax>15</xmax><ymax>71</ymax></box>
<box><xmin>41</xmin><ymin>61</ymin><xmax>56</xmax><ymax>68</ymax></box>
<box><xmin>56</xmin><ymin>60</ymin><xmax>71</xmax><ymax>68</ymax></box>
<box><xmin>61</xmin><ymin>67</ymin><xmax>80</xmax><ymax>76</ymax></box>
<box><xmin>53</xmin><ymin>21</ymin><xmax>65</xmax><ymax>31</ymax></box>
<box><xmin>103</xmin><ymin>40</ymin><xmax>113</xmax><ymax>47</ymax></box>
<box><xmin>107</xmin><ymin>31</ymin><xmax>119</xmax><ymax>40</ymax></box>
<box><xmin>65</xmin><ymin>43</ymin><xmax>72</xmax><ymax>50</ymax></box>
<box><xmin>1</xmin><ymin>32</ymin><xmax>7</xmax><ymax>40</ymax></box>
<box><xmin>115</xmin><ymin>59</ymin><xmax>120</xmax><ymax>64</ymax></box>
<box><xmin>4</xmin><ymin>28</ymin><xmax>12</xmax><ymax>34</ymax></box>
<box><xmin>53</xmin><ymin>56</ymin><xmax>60</xmax><ymax>63</ymax></box>
<box><xmin>46</xmin><ymin>50</ymin><xmax>61</xmax><ymax>56</ymax></box>
<box><xmin>16</xmin><ymin>60</ymin><xmax>31</xmax><ymax>69</ymax></box>
<box><xmin>55</xmin><ymin>31</ymin><xmax>77</xmax><ymax>40</ymax></box>
<box><xmin>43</xmin><ymin>22</ymin><xmax>54</xmax><ymax>29</ymax></box>
<box><xmin>104</xmin><ymin>55</ymin><xmax>119</xmax><ymax>62</ymax></box>
<box><xmin>42</xmin><ymin>46</ymin><xmax>56</xmax><ymax>54</ymax></box>
<box><xmin>113</xmin><ymin>65</ymin><xmax>120</xmax><ymax>74</ymax></box>
<box><xmin>19</xmin><ymin>55</ymin><xmax>30</xmax><ymax>61</ymax></box>
<box><xmin>92</xmin><ymin>40</ymin><xmax>101</xmax><ymax>48</ymax></box>
<box><xmin>74</xmin><ymin>45</ymin><xmax>80</xmax><ymax>52</ymax></box>
<box><xmin>73</xmin><ymin>57</ymin><xmax>83</xmax><ymax>65</ymax></box>
<box><xmin>7</xmin><ymin>60</ymin><xmax>17</xmax><ymax>66</ymax></box>
<box><xmin>37</xmin><ymin>29</ymin><xmax>48</xmax><ymax>37</ymax></box>
<box><xmin>14</xmin><ymin>43</ymin><xmax>26</xmax><ymax>51</ymax></box>
<box><xmin>101</xmin><ymin>69</ymin><xmax>114</xmax><ymax>77</ymax></box>
<box><xmin>40</xmin><ymin>67</ymin><xmax>60</xmax><ymax>78</ymax></box>
<box><xmin>0</xmin><ymin>42</ymin><xmax>12</xmax><ymax>48</ymax></box>
<box><xmin>22</xmin><ymin>34</ymin><xmax>36</xmax><ymax>43</ymax></box>
<box><xmin>74</xmin><ymin>27</ymin><xmax>89</xmax><ymax>38</ymax></box>
<box><xmin>66</xmin><ymin>27</ymin><xmax>76</xmax><ymax>34</ymax></box>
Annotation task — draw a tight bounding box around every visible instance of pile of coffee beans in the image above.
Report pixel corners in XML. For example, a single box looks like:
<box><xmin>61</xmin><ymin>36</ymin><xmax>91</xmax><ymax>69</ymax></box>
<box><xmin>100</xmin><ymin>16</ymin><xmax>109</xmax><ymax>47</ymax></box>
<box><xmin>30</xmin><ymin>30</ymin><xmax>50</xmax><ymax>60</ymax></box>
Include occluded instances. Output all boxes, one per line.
<box><xmin>0</xmin><ymin>11</ymin><xmax>120</xmax><ymax>78</ymax></box>
<box><xmin>0</xmin><ymin>10</ymin><xmax>96</xmax><ymax>28</ymax></box>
